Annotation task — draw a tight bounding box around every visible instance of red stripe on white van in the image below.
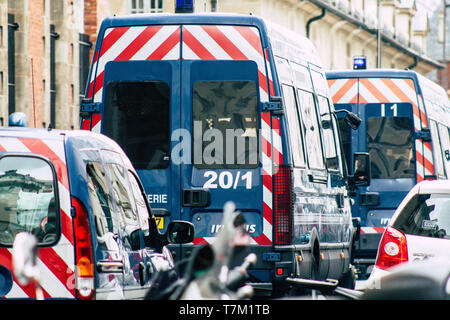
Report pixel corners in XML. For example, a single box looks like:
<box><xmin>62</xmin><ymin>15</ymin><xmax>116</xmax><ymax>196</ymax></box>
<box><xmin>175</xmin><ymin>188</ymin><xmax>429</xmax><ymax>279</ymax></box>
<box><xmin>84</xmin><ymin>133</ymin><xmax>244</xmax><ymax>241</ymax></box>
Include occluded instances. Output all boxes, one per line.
<box><xmin>0</xmin><ymin>250</ymin><xmax>45</xmax><ymax>298</ymax></box>
<box><xmin>271</xmin><ymin>117</ymin><xmax>283</xmax><ymax>165</ymax></box>
<box><xmin>261</xmin><ymin>112</ymin><xmax>274</xmax><ymax>244</ymax></box>
<box><xmin>329</xmin><ymin>78</ymin><xmax>357</xmax><ymax>104</ymax></box>
<box><xmin>87</xmin><ymin>26</ymin><xmax>181</xmax><ymax>132</ymax></box>
<box><xmin>38</xmin><ymin>248</ymin><xmax>75</xmax><ymax>296</ymax></box>
<box><xmin>91</xmin><ymin>26</ymin><xmax>181</xmax><ymax>102</ymax></box>
<box><xmin>18</xmin><ymin>138</ymin><xmax>69</xmax><ymax>189</ymax></box>
<box><xmin>264</xmin><ymin>49</ymin><xmax>275</xmax><ymax>97</ymax></box>
<box><xmin>182</xmin><ymin>25</ymin><xmax>270</xmax><ymax>102</ymax></box>
<box><xmin>100</xmin><ymin>26</ymin><xmax>131</xmax><ymax>57</ymax></box>
<box><xmin>0</xmin><ymin>137</ymin><xmax>75</xmax><ymax>299</ymax></box>
<box><xmin>115</xmin><ymin>26</ymin><xmax>163</xmax><ymax>61</ymax></box>
<box><xmin>201</xmin><ymin>25</ymin><xmax>247</xmax><ymax>59</ymax></box>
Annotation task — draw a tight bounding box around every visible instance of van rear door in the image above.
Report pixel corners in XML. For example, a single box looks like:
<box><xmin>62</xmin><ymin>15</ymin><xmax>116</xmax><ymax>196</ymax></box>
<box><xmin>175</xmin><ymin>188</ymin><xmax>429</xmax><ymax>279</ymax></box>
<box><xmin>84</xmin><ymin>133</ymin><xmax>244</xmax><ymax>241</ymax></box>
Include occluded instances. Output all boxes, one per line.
<box><xmin>180</xmin><ymin>60</ymin><xmax>265</xmax><ymax>245</ymax></box>
<box><xmin>101</xmin><ymin>56</ymin><xmax>267</xmax><ymax>247</ymax></box>
<box><xmin>101</xmin><ymin>60</ymin><xmax>181</xmax><ymax>230</ymax></box>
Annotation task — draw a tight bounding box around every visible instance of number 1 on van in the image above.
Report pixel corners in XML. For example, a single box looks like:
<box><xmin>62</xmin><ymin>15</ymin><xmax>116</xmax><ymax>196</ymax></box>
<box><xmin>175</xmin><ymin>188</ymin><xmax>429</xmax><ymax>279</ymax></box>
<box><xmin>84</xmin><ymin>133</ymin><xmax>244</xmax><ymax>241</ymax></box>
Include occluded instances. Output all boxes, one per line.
<box><xmin>381</xmin><ymin>103</ymin><xmax>398</xmax><ymax>117</ymax></box>
<box><xmin>203</xmin><ymin>171</ymin><xmax>252</xmax><ymax>189</ymax></box>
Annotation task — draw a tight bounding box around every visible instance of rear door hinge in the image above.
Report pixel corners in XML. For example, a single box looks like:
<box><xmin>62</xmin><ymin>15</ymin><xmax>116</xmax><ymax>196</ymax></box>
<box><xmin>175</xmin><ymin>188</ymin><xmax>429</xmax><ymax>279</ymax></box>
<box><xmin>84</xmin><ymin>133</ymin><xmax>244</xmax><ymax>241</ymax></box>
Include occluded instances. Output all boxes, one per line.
<box><xmin>80</xmin><ymin>101</ymin><xmax>101</xmax><ymax>117</ymax></box>
<box><xmin>262</xmin><ymin>101</ymin><xmax>283</xmax><ymax>114</ymax></box>
<box><xmin>415</xmin><ymin>128</ymin><xmax>431</xmax><ymax>142</ymax></box>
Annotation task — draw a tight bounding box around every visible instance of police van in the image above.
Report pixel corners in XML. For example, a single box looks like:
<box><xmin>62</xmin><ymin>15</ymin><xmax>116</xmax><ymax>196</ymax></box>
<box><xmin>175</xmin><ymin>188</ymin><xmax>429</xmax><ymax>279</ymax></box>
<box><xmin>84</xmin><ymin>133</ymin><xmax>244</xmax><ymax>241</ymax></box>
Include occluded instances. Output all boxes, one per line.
<box><xmin>0</xmin><ymin>127</ymin><xmax>193</xmax><ymax>299</ymax></box>
<box><xmin>327</xmin><ymin>69</ymin><xmax>450</xmax><ymax>278</ymax></box>
<box><xmin>80</xmin><ymin>12</ymin><xmax>369</xmax><ymax>295</ymax></box>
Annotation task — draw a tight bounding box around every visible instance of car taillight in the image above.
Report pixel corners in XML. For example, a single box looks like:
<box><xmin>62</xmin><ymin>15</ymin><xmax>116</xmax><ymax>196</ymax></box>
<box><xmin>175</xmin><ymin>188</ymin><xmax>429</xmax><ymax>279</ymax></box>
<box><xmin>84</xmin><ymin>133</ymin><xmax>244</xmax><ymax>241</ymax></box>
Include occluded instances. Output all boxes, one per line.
<box><xmin>375</xmin><ymin>226</ymin><xmax>408</xmax><ymax>270</ymax></box>
<box><xmin>72</xmin><ymin>197</ymin><xmax>95</xmax><ymax>300</ymax></box>
<box><xmin>273</xmin><ymin>166</ymin><xmax>292</xmax><ymax>245</ymax></box>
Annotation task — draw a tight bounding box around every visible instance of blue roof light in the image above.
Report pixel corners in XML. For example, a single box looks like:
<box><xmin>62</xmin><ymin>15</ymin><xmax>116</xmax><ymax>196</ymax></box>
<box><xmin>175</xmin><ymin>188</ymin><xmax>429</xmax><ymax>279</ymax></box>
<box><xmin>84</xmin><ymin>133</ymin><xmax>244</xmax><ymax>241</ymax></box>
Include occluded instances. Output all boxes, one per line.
<box><xmin>175</xmin><ymin>0</ymin><xmax>194</xmax><ymax>13</ymax></box>
<box><xmin>8</xmin><ymin>112</ymin><xmax>27</xmax><ymax>127</ymax></box>
<box><xmin>353</xmin><ymin>56</ymin><xmax>367</xmax><ymax>70</ymax></box>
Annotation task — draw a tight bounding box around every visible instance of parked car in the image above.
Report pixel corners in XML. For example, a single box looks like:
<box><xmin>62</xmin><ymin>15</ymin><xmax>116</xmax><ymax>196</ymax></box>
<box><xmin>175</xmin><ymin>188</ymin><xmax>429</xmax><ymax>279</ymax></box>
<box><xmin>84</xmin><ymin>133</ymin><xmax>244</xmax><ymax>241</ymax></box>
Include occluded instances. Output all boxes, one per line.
<box><xmin>366</xmin><ymin>180</ymin><xmax>450</xmax><ymax>287</ymax></box>
<box><xmin>0</xmin><ymin>127</ymin><xmax>193</xmax><ymax>299</ymax></box>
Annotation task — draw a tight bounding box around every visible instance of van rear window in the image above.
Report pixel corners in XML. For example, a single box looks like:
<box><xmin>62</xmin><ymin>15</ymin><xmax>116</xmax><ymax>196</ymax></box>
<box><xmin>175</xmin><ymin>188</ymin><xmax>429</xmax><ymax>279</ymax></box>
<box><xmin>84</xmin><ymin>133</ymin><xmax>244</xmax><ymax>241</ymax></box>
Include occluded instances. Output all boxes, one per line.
<box><xmin>367</xmin><ymin>117</ymin><xmax>415</xmax><ymax>179</ymax></box>
<box><xmin>193</xmin><ymin>81</ymin><xmax>259</xmax><ymax>169</ymax></box>
<box><xmin>103</xmin><ymin>81</ymin><xmax>171</xmax><ymax>170</ymax></box>
<box><xmin>0</xmin><ymin>156</ymin><xmax>58</xmax><ymax>246</ymax></box>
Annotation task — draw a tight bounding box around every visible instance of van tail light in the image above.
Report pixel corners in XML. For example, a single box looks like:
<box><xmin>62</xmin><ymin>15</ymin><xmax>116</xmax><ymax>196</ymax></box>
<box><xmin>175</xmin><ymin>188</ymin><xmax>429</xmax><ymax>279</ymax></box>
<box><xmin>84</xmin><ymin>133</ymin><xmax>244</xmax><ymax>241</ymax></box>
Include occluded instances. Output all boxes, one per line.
<box><xmin>273</xmin><ymin>166</ymin><xmax>293</xmax><ymax>245</ymax></box>
<box><xmin>72</xmin><ymin>197</ymin><xmax>95</xmax><ymax>300</ymax></box>
<box><xmin>375</xmin><ymin>226</ymin><xmax>408</xmax><ymax>270</ymax></box>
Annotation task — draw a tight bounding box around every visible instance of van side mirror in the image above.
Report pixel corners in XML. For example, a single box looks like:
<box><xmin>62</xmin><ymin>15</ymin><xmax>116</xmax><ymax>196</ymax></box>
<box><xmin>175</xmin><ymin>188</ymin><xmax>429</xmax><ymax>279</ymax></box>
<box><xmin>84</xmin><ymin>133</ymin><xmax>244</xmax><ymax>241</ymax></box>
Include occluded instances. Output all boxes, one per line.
<box><xmin>165</xmin><ymin>221</ymin><xmax>195</xmax><ymax>244</ymax></box>
<box><xmin>349</xmin><ymin>152</ymin><xmax>371</xmax><ymax>189</ymax></box>
<box><xmin>334</xmin><ymin>109</ymin><xmax>361</xmax><ymax>130</ymax></box>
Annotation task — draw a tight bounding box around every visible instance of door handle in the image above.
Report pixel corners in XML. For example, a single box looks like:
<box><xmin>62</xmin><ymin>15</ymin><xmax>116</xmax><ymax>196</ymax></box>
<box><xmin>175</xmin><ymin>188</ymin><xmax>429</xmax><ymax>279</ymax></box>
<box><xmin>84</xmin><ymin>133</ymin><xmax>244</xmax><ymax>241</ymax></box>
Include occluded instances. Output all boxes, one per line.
<box><xmin>97</xmin><ymin>260</ymin><xmax>123</xmax><ymax>273</ymax></box>
<box><xmin>182</xmin><ymin>189</ymin><xmax>210</xmax><ymax>207</ymax></box>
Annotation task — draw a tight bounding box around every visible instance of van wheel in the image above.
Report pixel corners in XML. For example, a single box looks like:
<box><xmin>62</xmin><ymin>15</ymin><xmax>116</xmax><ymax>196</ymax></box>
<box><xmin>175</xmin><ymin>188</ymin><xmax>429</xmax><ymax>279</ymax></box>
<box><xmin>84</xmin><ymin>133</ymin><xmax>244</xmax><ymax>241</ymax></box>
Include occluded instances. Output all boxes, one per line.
<box><xmin>311</xmin><ymin>241</ymin><xmax>320</xmax><ymax>280</ymax></box>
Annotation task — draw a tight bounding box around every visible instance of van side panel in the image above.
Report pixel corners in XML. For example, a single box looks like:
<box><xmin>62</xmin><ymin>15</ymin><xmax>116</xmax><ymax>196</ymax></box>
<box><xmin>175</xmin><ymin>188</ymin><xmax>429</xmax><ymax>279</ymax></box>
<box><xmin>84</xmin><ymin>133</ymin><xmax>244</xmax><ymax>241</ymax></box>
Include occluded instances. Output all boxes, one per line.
<box><xmin>0</xmin><ymin>137</ymin><xmax>75</xmax><ymax>299</ymax></box>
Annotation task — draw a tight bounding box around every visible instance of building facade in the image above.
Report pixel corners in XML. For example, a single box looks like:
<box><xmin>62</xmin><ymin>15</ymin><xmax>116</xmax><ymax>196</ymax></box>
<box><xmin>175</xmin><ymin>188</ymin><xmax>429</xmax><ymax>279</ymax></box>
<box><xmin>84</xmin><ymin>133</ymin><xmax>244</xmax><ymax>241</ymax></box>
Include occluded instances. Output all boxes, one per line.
<box><xmin>425</xmin><ymin>0</ymin><xmax>450</xmax><ymax>95</ymax></box>
<box><xmin>84</xmin><ymin>0</ymin><xmax>443</xmax><ymax>75</ymax></box>
<box><xmin>0</xmin><ymin>0</ymin><xmax>444</xmax><ymax>131</ymax></box>
<box><xmin>0</xmin><ymin>0</ymin><xmax>91</xmax><ymax>130</ymax></box>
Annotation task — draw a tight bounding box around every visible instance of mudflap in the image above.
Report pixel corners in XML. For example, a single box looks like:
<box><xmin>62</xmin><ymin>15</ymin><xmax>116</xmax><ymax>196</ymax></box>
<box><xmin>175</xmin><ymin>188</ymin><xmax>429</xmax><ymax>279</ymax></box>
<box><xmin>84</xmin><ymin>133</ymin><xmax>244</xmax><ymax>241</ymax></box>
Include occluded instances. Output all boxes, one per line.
<box><xmin>353</xmin><ymin>233</ymin><xmax>383</xmax><ymax>279</ymax></box>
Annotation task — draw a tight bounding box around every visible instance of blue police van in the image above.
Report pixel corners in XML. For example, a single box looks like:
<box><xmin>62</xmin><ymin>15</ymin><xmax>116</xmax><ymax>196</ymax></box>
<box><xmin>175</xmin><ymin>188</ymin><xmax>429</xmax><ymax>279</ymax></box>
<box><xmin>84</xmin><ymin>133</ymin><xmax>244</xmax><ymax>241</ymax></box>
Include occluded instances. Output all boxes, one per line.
<box><xmin>81</xmin><ymin>11</ymin><xmax>370</xmax><ymax>295</ymax></box>
<box><xmin>327</xmin><ymin>69</ymin><xmax>450</xmax><ymax>279</ymax></box>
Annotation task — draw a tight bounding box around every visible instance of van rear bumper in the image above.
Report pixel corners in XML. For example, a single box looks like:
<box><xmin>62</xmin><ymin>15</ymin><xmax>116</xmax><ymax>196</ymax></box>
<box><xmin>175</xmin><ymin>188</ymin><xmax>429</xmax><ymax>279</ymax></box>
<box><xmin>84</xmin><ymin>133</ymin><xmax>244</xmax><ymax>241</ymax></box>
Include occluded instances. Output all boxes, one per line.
<box><xmin>168</xmin><ymin>244</ymin><xmax>290</xmax><ymax>283</ymax></box>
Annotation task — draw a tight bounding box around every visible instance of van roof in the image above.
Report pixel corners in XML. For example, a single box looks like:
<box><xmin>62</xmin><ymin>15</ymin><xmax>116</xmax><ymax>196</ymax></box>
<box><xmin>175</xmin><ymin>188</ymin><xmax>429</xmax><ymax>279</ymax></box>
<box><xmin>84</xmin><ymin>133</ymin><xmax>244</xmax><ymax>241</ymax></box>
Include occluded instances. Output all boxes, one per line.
<box><xmin>100</xmin><ymin>12</ymin><xmax>266</xmax><ymax>28</ymax></box>
<box><xmin>98</xmin><ymin>13</ymin><xmax>273</xmax><ymax>47</ymax></box>
<box><xmin>0</xmin><ymin>127</ymin><xmax>124</xmax><ymax>152</ymax></box>
<box><xmin>325</xmin><ymin>68</ymin><xmax>417</xmax><ymax>80</ymax></box>
<box><xmin>0</xmin><ymin>127</ymin><xmax>67</xmax><ymax>141</ymax></box>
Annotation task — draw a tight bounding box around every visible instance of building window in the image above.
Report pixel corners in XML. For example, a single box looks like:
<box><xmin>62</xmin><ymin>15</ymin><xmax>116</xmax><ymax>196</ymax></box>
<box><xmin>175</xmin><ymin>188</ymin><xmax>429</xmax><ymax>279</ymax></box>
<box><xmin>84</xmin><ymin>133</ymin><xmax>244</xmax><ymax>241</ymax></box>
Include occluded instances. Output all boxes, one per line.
<box><xmin>129</xmin><ymin>0</ymin><xmax>164</xmax><ymax>14</ymax></box>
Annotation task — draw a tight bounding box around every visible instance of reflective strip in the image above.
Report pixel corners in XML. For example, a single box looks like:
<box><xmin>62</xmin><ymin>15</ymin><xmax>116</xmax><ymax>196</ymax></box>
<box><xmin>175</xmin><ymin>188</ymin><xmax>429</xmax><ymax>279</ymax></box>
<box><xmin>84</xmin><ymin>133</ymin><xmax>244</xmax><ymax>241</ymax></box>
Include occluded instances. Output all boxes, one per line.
<box><xmin>89</xmin><ymin>25</ymin><xmax>181</xmax><ymax>130</ymax></box>
<box><xmin>328</xmin><ymin>78</ymin><xmax>357</xmax><ymax>104</ymax></box>
<box><xmin>182</xmin><ymin>25</ymin><xmax>269</xmax><ymax>102</ymax></box>
<box><xmin>260</xmin><ymin>112</ymin><xmax>274</xmax><ymax>244</ymax></box>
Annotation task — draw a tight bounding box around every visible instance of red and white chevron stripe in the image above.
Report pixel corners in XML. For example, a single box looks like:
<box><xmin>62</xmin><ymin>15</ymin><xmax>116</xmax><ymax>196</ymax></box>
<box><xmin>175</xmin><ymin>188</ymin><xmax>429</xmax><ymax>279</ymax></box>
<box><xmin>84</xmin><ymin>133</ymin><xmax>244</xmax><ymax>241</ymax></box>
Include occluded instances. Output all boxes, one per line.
<box><xmin>360</xmin><ymin>227</ymin><xmax>385</xmax><ymax>234</ymax></box>
<box><xmin>328</xmin><ymin>77</ymin><xmax>433</xmax><ymax>183</ymax></box>
<box><xmin>86</xmin><ymin>24</ymin><xmax>274</xmax><ymax>132</ymax></box>
<box><xmin>0</xmin><ymin>137</ymin><xmax>75</xmax><ymax>299</ymax></box>
<box><xmin>182</xmin><ymin>25</ymin><xmax>271</xmax><ymax>102</ymax></box>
